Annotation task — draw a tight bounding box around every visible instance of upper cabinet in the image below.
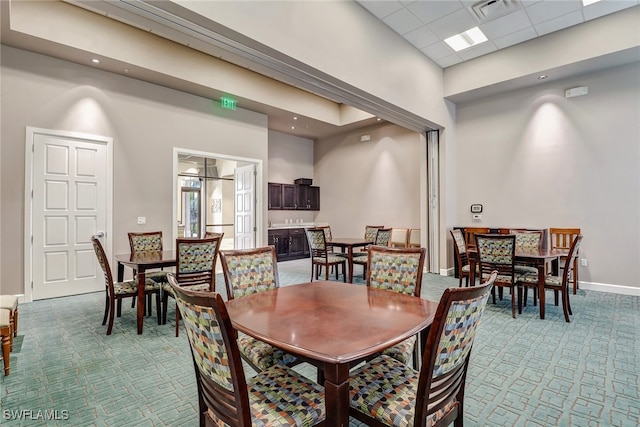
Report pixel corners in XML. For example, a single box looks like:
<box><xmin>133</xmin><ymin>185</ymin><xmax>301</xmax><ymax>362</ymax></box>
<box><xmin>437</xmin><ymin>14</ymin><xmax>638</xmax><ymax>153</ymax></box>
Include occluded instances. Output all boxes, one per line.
<box><xmin>268</xmin><ymin>182</ymin><xmax>320</xmax><ymax>210</ymax></box>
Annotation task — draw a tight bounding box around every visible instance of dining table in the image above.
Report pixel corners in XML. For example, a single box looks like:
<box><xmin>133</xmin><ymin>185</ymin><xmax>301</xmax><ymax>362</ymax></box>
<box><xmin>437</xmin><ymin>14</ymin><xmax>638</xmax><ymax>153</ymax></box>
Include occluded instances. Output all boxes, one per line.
<box><xmin>115</xmin><ymin>250</ymin><xmax>176</xmax><ymax>334</ymax></box>
<box><xmin>328</xmin><ymin>237</ymin><xmax>371</xmax><ymax>283</ymax></box>
<box><xmin>468</xmin><ymin>247</ymin><xmax>566</xmax><ymax>319</ymax></box>
<box><xmin>225</xmin><ymin>281</ymin><xmax>439</xmax><ymax>427</ymax></box>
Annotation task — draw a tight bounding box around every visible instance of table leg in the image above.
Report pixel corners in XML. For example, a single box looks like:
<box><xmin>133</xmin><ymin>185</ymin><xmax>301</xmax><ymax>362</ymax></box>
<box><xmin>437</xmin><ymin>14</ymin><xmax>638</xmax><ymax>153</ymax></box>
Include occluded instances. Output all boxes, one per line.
<box><xmin>537</xmin><ymin>262</ymin><xmax>545</xmax><ymax>320</ymax></box>
<box><xmin>323</xmin><ymin>362</ymin><xmax>351</xmax><ymax>427</ymax></box>
<box><xmin>137</xmin><ymin>268</ymin><xmax>146</xmax><ymax>334</ymax></box>
<box><xmin>347</xmin><ymin>247</ymin><xmax>354</xmax><ymax>283</ymax></box>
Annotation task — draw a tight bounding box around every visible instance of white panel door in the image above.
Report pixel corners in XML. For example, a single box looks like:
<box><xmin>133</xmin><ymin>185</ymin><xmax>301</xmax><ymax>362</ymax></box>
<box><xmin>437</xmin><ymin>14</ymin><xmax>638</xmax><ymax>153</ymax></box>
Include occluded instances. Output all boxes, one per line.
<box><xmin>234</xmin><ymin>164</ymin><xmax>256</xmax><ymax>249</ymax></box>
<box><xmin>32</xmin><ymin>133</ymin><xmax>107</xmax><ymax>299</ymax></box>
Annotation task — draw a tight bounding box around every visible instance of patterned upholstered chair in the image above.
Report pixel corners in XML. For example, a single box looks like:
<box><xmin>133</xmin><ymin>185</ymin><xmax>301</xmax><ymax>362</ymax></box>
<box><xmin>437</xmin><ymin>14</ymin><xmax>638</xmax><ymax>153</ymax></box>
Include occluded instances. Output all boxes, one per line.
<box><xmin>476</xmin><ymin>233</ymin><xmax>519</xmax><ymax>318</ymax></box>
<box><xmin>366</xmin><ymin>245</ymin><xmax>426</xmax><ymax>369</ymax></box>
<box><xmin>349</xmin><ymin>271</ymin><xmax>496</xmax><ymax>427</ymax></box>
<box><xmin>1</xmin><ymin>309</ymin><xmax>11</xmax><ymax>376</ymax></box>
<box><xmin>168</xmin><ymin>282</ymin><xmax>326</xmax><ymax>427</ymax></box>
<box><xmin>305</xmin><ymin>228</ymin><xmax>347</xmax><ymax>282</ymax></box>
<box><xmin>219</xmin><ymin>246</ymin><xmax>299</xmax><ymax>372</ymax></box>
<box><xmin>91</xmin><ymin>236</ymin><xmax>161</xmax><ymax>335</ymax></box>
<box><xmin>451</xmin><ymin>229</ymin><xmax>472</xmax><ymax>287</ymax></box>
<box><xmin>127</xmin><ymin>231</ymin><xmax>169</xmax><ymax>283</ymax></box>
<box><xmin>162</xmin><ymin>236</ymin><xmax>221</xmax><ymax>337</ymax></box>
<box><xmin>511</xmin><ymin>229</ymin><xmax>544</xmax><ymax>274</ymax></box>
<box><xmin>407</xmin><ymin>228</ymin><xmax>421</xmax><ymax>248</ymax></box>
<box><xmin>0</xmin><ymin>295</ymin><xmax>18</xmax><ymax>339</ymax></box>
<box><xmin>390</xmin><ymin>228</ymin><xmax>409</xmax><ymax>248</ymax></box>
<box><xmin>353</xmin><ymin>228</ymin><xmax>392</xmax><ymax>279</ymax></box>
<box><xmin>359</xmin><ymin>225</ymin><xmax>384</xmax><ymax>253</ymax></box>
<box><xmin>517</xmin><ymin>235</ymin><xmax>583</xmax><ymax>322</ymax></box>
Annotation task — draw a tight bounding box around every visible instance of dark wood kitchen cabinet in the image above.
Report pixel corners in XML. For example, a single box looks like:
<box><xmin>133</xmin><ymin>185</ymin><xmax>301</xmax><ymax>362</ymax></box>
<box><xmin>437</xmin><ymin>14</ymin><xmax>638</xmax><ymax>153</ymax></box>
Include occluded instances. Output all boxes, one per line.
<box><xmin>268</xmin><ymin>228</ymin><xmax>310</xmax><ymax>261</ymax></box>
<box><xmin>268</xmin><ymin>182</ymin><xmax>320</xmax><ymax>211</ymax></box>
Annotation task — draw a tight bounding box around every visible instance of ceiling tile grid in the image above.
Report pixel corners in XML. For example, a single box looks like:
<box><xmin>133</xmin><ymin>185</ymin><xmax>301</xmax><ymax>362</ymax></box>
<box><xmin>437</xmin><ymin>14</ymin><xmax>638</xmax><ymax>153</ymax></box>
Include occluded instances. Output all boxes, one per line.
<box><xmin>357</xmin><ymin>0</ymin><xmax>640</xmax><ymax>68</ymax></box>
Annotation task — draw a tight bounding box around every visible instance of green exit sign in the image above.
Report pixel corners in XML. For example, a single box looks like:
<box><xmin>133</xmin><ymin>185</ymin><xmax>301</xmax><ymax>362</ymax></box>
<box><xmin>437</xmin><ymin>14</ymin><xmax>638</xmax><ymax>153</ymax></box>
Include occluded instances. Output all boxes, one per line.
<box><xmin>220</xmin><ymin>96</ymin><xmax>237</xmax><ymax>110</ymax></box>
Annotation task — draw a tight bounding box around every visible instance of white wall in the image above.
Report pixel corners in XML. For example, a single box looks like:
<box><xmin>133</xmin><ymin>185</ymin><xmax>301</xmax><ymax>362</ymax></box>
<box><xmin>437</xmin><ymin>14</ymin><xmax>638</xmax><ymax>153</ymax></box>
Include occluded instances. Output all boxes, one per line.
<box><xmin>455</xmin><ymin>62</ymin><xmax>640</xmax><ymax>291</ymax></box>
<box><xmin>0</xmin><ymin>46</ymin><xmax>270</xmax><ymax>295</ymax></box>
<box><xmin>314</xmin><ymin>123</ymin><xmax>422</xmax><ymax>238</ymax></box>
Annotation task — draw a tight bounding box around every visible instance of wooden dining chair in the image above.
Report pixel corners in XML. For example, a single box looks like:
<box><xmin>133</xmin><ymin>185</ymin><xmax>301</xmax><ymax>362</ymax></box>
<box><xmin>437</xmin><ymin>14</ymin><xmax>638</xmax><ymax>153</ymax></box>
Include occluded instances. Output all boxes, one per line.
<box><xmin>349</xmin><ymin>271</ymin><xmax>497</xmax><ymax>427</ymax></box>
<box><xmin>511</xmin><ymin>229</ymin><xmax>544</xmax><ymax>274</ymax></box>
<box><xmin>168</xmin><ymin>283</ymin><xmax>326</xmax><ymax>427</ymax></box>
<box><xmin>219</xmin><ymin>246</ymin><xmax>299</xmax><ymax>372</ymax></box>
<box><xmin>127</xmin><ymin>231</ymin><xmax>168</xmax><ymax>311</ymax></box>
<box><xmin>305</xmin><ymin>228</ymin><xmax>347</xmax><ymax>282</ymax></box>
<box><xmin>517</xmin><ymin>235</ymin><xmax>583</xmax><ymax>322</ymax></box>
<box><xmin>1</xmin><ymin>309</ymin><xmax>11</xmax><ymax>376</ymax></box>
<box><xmin>407</xmin><ymin>228</ymin><xmax>421</xmax><ymax>248</ymax></box>
<box><xmin>162</xmin><ymin>236</ymin><xmax>221</xmax><ymax>337</ymax></box>
<box><xmin>450</xmin><ymin>229</ymin><xmax>471</xmax><ymax>287</ymax></box>
<box><xmin>463</xmin><ymin>227</ymin><xmax>490</xmax><ymax>249</ymax></box>
<box><xmin>353</xmin><ymin>228</ymin><xmax>392</xmax><ymax>279</ymax></box>
<box><xmin>366</xmin><ymin>245</ymin><xmax>426</xmax><ymax>369</ymax></box>
<box><xmin>549</xmin><ymin>227</ymin><xmax>581</xmax><ymax>294</ymax></box>
<box><xmin>91</xmin><ymin>236</ymin><xmax>161</xmax><ymax>335</ymax></box>
<box><xmin>475</xmin><ymin>233</ymin><xmax>519</xmax><ymax>318</ymax></box>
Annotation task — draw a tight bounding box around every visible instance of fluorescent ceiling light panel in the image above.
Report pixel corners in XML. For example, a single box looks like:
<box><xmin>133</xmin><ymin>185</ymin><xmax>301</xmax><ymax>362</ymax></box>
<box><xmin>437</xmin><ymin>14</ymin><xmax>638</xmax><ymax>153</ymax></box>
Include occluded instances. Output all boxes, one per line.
<box><xmin>582</xmin><ymin>0</ymin><xmax>602</xmax><ymax>6</ymax></box>
<box><xmin>445</xmin><ymin>27</ymin><xmax>488</xmax><ymax>52</ymax></box>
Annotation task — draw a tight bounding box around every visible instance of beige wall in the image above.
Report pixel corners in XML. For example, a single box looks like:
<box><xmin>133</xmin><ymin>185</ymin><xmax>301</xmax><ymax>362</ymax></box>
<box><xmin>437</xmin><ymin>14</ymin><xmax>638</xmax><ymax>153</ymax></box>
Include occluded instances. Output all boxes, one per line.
<box><xmin>1</xmin><ymin>46</ymin><xmax>270</xmax><ymax>295</ymax></box>
<box><xmin>314</xmin><ymin>123</ymin><xmax>422</xmax><ymax>238</ymax></box>
<box><xmin>455</xmin><ymin>62</ymin><xmax>640</xmax><ymax>291</ymax></box>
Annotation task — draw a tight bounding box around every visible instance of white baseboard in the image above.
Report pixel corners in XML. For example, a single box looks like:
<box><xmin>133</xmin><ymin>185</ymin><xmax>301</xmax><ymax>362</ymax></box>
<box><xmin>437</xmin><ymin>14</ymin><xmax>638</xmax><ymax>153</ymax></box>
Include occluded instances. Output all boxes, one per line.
<box><xmin>437</xmin><ymin>271</ymin><xmax>640</xmax><ymax>296</ymax></box>
<box><xmin>579</xmin><ymin>281</ymin><xmax>640</xmax><ymax>296</ymax></box>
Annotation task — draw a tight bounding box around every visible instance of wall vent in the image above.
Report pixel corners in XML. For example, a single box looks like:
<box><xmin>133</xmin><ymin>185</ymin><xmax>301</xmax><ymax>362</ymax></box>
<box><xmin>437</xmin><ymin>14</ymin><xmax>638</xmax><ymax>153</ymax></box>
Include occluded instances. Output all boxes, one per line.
<box><xmin>471</xmin><ymin>0</ymin><xmax>522</xmax><ymax>21</ymax></box>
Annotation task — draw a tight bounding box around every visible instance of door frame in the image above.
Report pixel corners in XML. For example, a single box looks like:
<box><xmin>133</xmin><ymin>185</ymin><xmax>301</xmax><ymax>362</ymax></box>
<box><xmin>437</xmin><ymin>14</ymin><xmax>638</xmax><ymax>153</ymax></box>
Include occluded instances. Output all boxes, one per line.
<box><xmin>172</xmin><ymin>147</ymin><xmax>264</xmax><ymax>247</ymax></box>
<box><xmin>24</xmin><ymin>127</ymin><xmax>113</xmax><ymax>303</ymax></box>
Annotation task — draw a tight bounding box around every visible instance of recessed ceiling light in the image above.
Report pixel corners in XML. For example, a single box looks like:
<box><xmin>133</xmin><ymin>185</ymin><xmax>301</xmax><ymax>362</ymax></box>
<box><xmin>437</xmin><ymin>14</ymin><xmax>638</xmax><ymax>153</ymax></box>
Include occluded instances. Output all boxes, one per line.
<box><xmin>293</xmin><ymin>116</ymin><xmax>298</xmax><ymax>120</ymax></box>
<box><xmin>582</xmin><ymin>0</ymin><xmax>601</xmax><ymax>6</ymax></box>
<box><xmin>376</xmin><ymin>118</ymin><xmax>381</xmax><ymax>121</ymax></box>
<box><xmin>291</xmin><ymin>126</ymin><xmax>295</xmax><ymax>130</ymax></box>
<box><xmin>444</xmin><ymin>27</ymin><xmax>488</xmax><ymax>52</ymax></box>
<box><xmin>91</xmin><ymin>58</ymin><xmax>100</xmax><ymax>64</ymax></box>
<box><xmin>538</xmin><ymin>75</ymin><xmax>548</xmax><ymax>80</ymax></box>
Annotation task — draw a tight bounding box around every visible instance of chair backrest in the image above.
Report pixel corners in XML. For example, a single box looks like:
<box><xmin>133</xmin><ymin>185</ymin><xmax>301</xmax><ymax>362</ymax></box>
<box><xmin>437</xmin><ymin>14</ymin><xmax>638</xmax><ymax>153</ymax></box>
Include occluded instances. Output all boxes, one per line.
<box><xmin>408</xmin><ymin>228</ymin><xmax>421</xmax><ymax>248</ymax></box>
<box><xmin>91</xmin><ymin>236</ymin><xmax>114</xmax><ymax>293</ymax></box>
<box><xmin>167</xmin><ymin>275</ymin><xmax>252</xmax><ymax>427</ymax></box>
<box><xmin>219</xmin><ymin>246</ymin><xmax>280</xmax><ymax>300</ymax></box>
<box><xmin>560</xmin><ymin>234</ymin><xmax>583</xmax><ymax>284</ymax></box>
<box><xmin>316</xmin><ymin>225</ymin><xmax>332</xmax><ymax>243</ymax></box>
<box><xmin>463</xmin><ymin>227</ymin><xmax>490</xmax><ymax>249</ymax></box>
<box><xmin>475</xmin><ymin>234</ymin><xmax>516</xmax><ymax>281</ymax></box>
<box><xmin>204</xmin><ymin>231</ymin><xmax>224</xmax><ymax>240</ymax></box>
<box><xmin>549</xmin><ymin>228</ymin><xmax>581</xmax><ymax>251</ymax></box>
<box><xmin>366</xmin><ymin>246</ymin><xmax>426</xmax><ymax>296</ymax></box>
<box><xmin>414</xmin><ymin>271</ymin><xmax>497</xmax><ymax>424</ymax></box>
<box><xmin>374</xmin><ymin>228</ymin><xmax>392</xmax><ymax>246</ymax></box>
<box><xmin>305</xmin><ymin>228</ymin><xmax>330</xmax><ymax>258</ymax></box>
<box><xmin>175</xmin><ymin>237</ymin><xmax>220</xmax><ymax>290</ymax></box>
<box><xmin>510</xmin><ymin>229</ymin><xmax>543</xmax><ymax>252</ymax></box>
<box><xmin>128</xmin><ymin>231</ymin><xmax>163</xmax><ymax>253</ymax></box>
<box><xmin>450</xmin><ymin>229</ymin><xmax>468</xmax><ymax>268</ymax></box>
<box><xmin>364</xmin><ymin>225</ymin><xmax>384</xmax><ymax>242</ymax></box>
<box><xmin>390</xmin><ymin>228</ymin><xmax>409</xmax><ymax>248</ymax></box>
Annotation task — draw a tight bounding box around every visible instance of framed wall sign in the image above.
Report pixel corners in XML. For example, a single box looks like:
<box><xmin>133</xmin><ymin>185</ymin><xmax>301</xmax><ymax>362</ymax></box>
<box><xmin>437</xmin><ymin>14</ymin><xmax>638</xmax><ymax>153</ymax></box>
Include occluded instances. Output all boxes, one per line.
<box><xmin>470</xmin><ymin>204</ymin><xmax>483</xmax><ymax>213</ymax></box>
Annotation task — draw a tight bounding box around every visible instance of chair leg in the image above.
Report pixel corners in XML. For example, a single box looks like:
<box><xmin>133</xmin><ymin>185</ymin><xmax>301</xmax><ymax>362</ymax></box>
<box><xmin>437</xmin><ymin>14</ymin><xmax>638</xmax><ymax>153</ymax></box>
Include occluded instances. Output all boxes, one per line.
<box><xmin>511</xmin><ymin>287</ymin><xmax>517</xmax><ymax>318</ymax></box>
<box><xmin>325</xmin><ymin>263</ymin><xmax>330</xmax><ymax>281</ymax></box>
<box><xmin>131</xmin><ymin>269</ymin><xmax>138</xmax><ymax>308</ymax></box>
<box><xmin>1</xmin><ymin>329</ymin><xmax>10</xmax><ymax>376</ymax></box>
<box><xmin>116</xmin><ymin>299</ymin><xmax>122</xmax><ymax>317</ymax></box>
<box><xmin>13</xmin><ymin>308</ymin><xmax>18</xmax><ymax>337</ymax></box>
<box><xmin>561</xmin><ymin>288</ymin><xmax>571</xmax><ymax>322</ymax></box>
<box><xmin>106</xmin><ymin>297</ymin><xmax>116</xmax><ymax>335</ymax></box>
<box><xmin>156</xmin><ymin>293</ymin><xmax>162</xmax><ymax>325</ymax></box>
<box><xmin>573</xmin><ymin>258</ymin><xmax>579</xmax><ymax>294</ymax></box>
<box><xmin>343</xmin><ymin>262</ymin><xmax>347</xmax><ymax>283</ymax></box>
<box><xmin>102</xmin><ymin>295</ymin><xmax>110</xmax><ymax>325</ymax></box>
<box><xmin>175</xmin><ymin>307</ymin><xmax>181</xmax><ymax>337</ymax></box>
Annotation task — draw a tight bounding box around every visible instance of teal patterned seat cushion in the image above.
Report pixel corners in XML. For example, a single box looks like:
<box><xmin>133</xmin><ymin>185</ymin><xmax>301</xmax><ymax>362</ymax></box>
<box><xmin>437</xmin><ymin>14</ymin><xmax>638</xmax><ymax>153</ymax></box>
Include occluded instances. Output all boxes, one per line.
<box><xmin>237</xmin><ymin>333</ymin><xmax>299</xmax><ymax>372</ymax></box>
<box><xmin>514</xmin><ymin>265</ymin><xmax>538</xmax><ymax>274</ymax></box>
<box><xmin>349</xmin><ymin>354</ymin><xmax>456</xmax><ymax>427</ymax></box>
<box><xmin>208</xmin><ymin>364</ymin><xmax>326</xmax><ymax>427</ymax></box>
<box><xmin>145</xmin><ymin>271</ymin><xmax>168</xmax><ymax>283</ymax></box>
<box><xmin>517</xmin><ymin>271</ymin><xmax>562</xmax><ymax>287</ymax></box>
<box><xmin>113</xmin><ymin>278</ymin><xmax>159</xmax><ymax>295</ymax></box>
<box><xmin>381</xmin><ymin>336</ymin><xmax>416</xmax><ymax>365</ymax></box>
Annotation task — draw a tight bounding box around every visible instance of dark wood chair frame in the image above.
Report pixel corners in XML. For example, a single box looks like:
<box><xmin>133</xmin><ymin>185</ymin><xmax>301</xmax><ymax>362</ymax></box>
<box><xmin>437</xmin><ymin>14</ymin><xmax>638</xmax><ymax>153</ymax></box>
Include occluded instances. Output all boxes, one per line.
<box><xmin>475</xmin><ymin>233</ymin><xmax>519</xmax><ymax>318</ymax></box>
<box><xmin>450</xmin><ymin>229</ymin><xmax>471</xmax><ymax>287</ymax></box>
<box><xmin>549</xmin><ymin>227</ymin><xmax>581</xmax><ymax>294</ymax></box>
<box><xmin>349</xmin><ymin>271</ymin><xmax>497</xmax><ymax>427</ymax></box>
<box><xmin>305</xmin><ymin>228</ymin><xmax>347</xmax><ymax>282</ymax></box>
<box><xmin>127</xmin><ymin>230</ymin><xmax>165</xmax><ymax>313</ymax></box>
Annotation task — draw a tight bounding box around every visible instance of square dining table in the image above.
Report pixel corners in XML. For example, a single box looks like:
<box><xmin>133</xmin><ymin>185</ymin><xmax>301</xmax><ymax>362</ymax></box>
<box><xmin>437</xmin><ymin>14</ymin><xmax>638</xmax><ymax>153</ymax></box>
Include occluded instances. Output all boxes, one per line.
<box><xmin>225</xmin><ymin>281</ymin><xmax>439</xmax><ymax>427</ymax></box>
<box><xmin>328</xmin><ymin>237</ymin><xmax>371</xmax><ymax>282</ymax></box>
<box><xmin>115</xmin><ymin>250</ymin><xmax>176</xmax><ymax>334</ymax></box>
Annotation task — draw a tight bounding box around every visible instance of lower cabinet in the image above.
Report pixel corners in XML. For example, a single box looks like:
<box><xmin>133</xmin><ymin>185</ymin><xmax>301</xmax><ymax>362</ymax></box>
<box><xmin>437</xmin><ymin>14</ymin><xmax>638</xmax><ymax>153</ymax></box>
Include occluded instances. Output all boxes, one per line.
<box><xmin>268</xmin><ymin>228</ymin><xmax>310</xmax><ymax>261</ymax></box>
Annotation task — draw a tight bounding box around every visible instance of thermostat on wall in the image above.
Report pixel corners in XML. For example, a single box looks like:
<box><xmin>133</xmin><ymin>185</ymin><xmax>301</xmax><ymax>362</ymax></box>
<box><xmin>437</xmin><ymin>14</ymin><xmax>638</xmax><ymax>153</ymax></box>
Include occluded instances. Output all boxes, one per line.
<box><xmin>470</xmin><ymin>204</ymin><xmax>483</xmax><ymax>213</ymax></box>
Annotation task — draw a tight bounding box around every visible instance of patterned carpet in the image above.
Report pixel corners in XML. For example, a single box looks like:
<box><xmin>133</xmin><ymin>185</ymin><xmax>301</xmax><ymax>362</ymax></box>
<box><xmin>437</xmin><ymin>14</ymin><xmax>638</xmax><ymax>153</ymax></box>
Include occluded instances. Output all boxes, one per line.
<box><xmin>1</xmin><ymin>259</ymin><xmax>638</xmax><ymax>426</ymax></box>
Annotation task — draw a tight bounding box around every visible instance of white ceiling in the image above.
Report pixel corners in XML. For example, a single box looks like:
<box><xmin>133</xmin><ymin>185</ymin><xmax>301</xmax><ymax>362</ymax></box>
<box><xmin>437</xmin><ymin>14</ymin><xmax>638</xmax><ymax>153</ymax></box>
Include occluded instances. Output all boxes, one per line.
<box><xmin>357</xmin><ymin>0</ymin><xmax>639</xmax><ymax>67</ymax></box>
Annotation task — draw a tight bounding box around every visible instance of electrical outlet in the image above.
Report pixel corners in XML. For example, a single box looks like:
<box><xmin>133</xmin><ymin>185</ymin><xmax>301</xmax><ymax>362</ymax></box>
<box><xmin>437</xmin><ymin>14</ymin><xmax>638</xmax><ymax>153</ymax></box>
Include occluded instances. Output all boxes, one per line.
<box><xmin>581</xmin><ymin>258</ymin><xmax>588</xmax><ymax>267</ymax></box>
<box><xmin>137</xmin><ymin>216</ymin><xmax>146</xmax><ymax>225</ymax></box>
